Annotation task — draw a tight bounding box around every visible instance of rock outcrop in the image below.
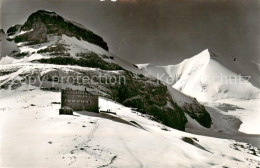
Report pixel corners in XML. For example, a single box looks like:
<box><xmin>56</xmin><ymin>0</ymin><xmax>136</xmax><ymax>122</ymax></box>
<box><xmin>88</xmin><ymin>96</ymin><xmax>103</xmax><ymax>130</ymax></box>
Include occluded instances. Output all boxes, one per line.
<box><xmin>14</xmin><ymin>10</ymin><xmax>108</xmax><ymax>50</ymax></box>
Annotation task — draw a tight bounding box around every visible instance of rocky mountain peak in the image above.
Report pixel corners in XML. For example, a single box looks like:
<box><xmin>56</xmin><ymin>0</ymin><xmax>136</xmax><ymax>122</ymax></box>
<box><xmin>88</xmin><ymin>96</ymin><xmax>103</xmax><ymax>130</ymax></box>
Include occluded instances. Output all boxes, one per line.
<box><xmin>6</xmin><ymin>24</ymin><xmax>22</xmax><ymax>36</ymax></box>
<box><xmin>14</xmin><ymin>10</ymin><xmax>108</xmax><ymax>50</ymax></box>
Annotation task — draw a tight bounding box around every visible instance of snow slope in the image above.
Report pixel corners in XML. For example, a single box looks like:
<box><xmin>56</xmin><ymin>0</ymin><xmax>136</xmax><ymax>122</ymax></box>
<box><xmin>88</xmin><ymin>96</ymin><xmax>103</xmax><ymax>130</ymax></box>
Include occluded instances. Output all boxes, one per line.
<box><xmin>1</xmin><ymin>10</ymin><xmax>259</xmax><ymax>167</ymax></box>
<box><xmin>0</xmin><ymin>61</ymin><xmax>207</xmax><ymax>117</ymax></box>
<box><xmin>0</xmin><ymin>31</ymin><xmax>198</xmax><ymax>108</ymax></box>
<box><xmin>137</xmin><ymin>49</ymin><xmax>260</xmax><ymax>102</ymax></box>
<box><xmin>1</xmin><ymin>86</ymin><xmax>260</xmax><ymax>167</ymax></box>
<box><xmin>0</xmin><ymin>34</ymin><xmax>142</xmax><ymax>74</ymax></box>
<box><xmin>137</xmin><ymin>49</ymin><xmax>260</xmax><ymax>134</ymax></box>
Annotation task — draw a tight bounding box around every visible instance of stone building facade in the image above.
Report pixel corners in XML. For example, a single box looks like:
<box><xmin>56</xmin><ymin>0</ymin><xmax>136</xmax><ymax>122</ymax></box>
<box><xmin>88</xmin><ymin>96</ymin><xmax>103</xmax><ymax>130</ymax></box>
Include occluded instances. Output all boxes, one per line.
<box><xmin>61</xmin><ymin>89</ymin><xmax>99</xmax><ymax>112</ymax></box>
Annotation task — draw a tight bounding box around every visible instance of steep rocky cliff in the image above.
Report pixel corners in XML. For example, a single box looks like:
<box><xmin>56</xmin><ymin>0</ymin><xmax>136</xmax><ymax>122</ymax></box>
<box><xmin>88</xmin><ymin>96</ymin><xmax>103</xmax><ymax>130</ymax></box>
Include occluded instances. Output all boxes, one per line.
<box><xmin>13</xmin><ymin>10</ymin><xmax>108</xmax><ymax>50</ymax></box>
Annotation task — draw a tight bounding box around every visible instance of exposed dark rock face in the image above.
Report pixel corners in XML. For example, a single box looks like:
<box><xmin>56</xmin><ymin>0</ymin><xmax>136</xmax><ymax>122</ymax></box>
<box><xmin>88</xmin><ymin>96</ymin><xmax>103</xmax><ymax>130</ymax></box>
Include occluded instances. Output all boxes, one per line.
<box><xmin>183</xmin><ymin>100</ymin><xmax>212</xmax><ymax>128</ymax></box>
<box><xmin>28</xmin><ymin>21</ymin><xmax>48</xmax><ymax>43</ymax></box>
<box><xmin>34</xmin><ymin>52</ymin><xmax>123</xmax><ymax>71</ymax></box>
<box><xmin>115</xmin><ymin>73</ymin><xmax>188</xmax><ymax>130</ymax></box>
<box><xmin>14</xmin><ymin>21</ymin><xmax>48</xmax><ymax>45</ymax></box>
<box><xmin>7</xmin><ymin>24</ymin><xmax>21</xmax><ymax>36</ymax></box>
<box><xmin>14</xmin><ymin>10</ymin><xmax>108</xmax><ymax>50</ymax></box>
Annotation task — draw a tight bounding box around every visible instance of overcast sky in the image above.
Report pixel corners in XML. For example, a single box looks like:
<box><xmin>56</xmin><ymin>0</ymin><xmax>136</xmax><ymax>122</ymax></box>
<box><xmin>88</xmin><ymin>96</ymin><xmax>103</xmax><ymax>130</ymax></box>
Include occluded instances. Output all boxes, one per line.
<box><xmin>1</xmin><ymin>0</ymin><xmax>259</xmax><ymax>65</ymax></box>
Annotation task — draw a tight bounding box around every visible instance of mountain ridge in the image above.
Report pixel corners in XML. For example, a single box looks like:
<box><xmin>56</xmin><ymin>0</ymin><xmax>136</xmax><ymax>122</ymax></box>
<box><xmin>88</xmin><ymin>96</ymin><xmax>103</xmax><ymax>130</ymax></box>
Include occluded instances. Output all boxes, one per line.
<box><xmin>137</xmin><ymin>49</ymin><xmax>260</xmax><ymax>134</ymax></box>
<box><xmin>137</xmin><ymin>49</ymin><xmax>260</xmax><ymax>101</ymax></box>
<box><xmin>0</xmin><ymin>10</ymin><xmax>212</xmax><ymax>131</ymax></box>
<box><xmin>10</xmin><ymin>10</ymin><xmax>108</xmax><ymax>51</ymax></box>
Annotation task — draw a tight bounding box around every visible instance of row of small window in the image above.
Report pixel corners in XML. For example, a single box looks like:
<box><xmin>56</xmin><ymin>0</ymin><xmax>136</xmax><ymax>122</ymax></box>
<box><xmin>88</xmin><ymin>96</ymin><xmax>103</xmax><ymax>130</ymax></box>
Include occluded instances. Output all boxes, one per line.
<box><xmin>65</xmin><ymin>91</ymin><xmax>85</xmax><ymax>94</ymax></box>
<box><xmin>65</xmin><ymin>100</ymin><xmax>91</xmax><ymax>103</ymax></box>
<box><xmin>66</xmin><ymin>95</ymin><xmax>89</xmax><ymax>98</ymax></box>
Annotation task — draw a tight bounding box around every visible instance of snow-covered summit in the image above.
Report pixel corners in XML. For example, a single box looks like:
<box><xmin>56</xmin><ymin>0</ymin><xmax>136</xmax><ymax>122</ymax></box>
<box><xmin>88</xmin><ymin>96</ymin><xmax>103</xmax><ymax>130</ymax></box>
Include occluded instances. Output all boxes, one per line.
<box><xmin>138</xmin><ymin>49</ymin><xmax>260</xmax><ymax>102</ymax></box>
<box><xmin>138</xmin><ymin>49</ymin><xmax>260</xmax><ymax>134</ymax></box>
